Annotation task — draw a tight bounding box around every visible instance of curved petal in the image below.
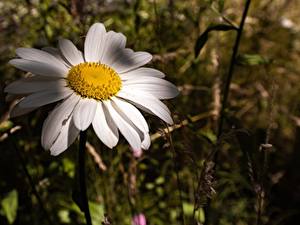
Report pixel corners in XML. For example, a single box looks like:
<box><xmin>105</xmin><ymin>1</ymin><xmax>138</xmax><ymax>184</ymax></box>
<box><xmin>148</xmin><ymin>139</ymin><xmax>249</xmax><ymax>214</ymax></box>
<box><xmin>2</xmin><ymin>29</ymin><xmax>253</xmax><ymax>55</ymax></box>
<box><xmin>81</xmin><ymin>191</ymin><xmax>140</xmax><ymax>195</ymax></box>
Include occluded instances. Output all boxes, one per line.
<box><xmin>16</xmin><ymin>48</ymin><xmax>68</xmax><ymax>72</ymax></box>
<box><xmin>100</xmin><ymin>31</ymin><xmax>127</xmax><ymax>65</ymax></box>
<box><xmin>122</xmin><ymin>77</ymin><xmax>179</xmax><ymax>99</ymax></box>
<box><xmin>5</xmin><ymin>77</ymin><xmax>66</xmax><ymax>94</ymax></box>
<box><xmin>10</xmin><ymin>99</ymin><xmax>37</xmax><ymax>118</ymax></box>
<box><xmin>5</xmin><ymin>94</ymin><xmax>17</xmax><ymax>102</ymax></box>
<box><xmin>120</xmin><ymin>67</ymin><xmax>165</xmax><ymax>80</ymax></box>
<box><xmin>72</xmin><ymin>98</ymin><xmax>97</xmax><ymax>131</ymax></box>
<box><xmin>9</xmin><ymin>59</ymin><xmax>67</xmax><ymax>77</ymax></box>
<box><xmin>112</xmin><ymin>97</ymin><xmax>150</xmax><ymax>150</ymax></box>
<box><xmin>49</xmin><ymin>115</ymin><xmax>80</xmax><ymax>156</ymax></box>
<box><xmin>141</xmin><ymin>132</ymin><xmax>151</xmax><ymax>150</ymax></box>
<box><xmin>59</xmin><ymin>39</ymin><xmax>84</xmax><ymax>66</ymax></box>
<box><xmin>42</xmin><ymin>94</ymin><xmax>80</xmax><ymax>150</ymax></box>
<box><xmin>18</xmin><ymin>87</ymin><xmax>73</xmax><ymax>108</ymax></box>
<box><xmin>84</xmin><ymin>23</ymin><xmax>106</xmax><ymax>62</ymax></box>
<box><xmin>110</xmin><ymin>49</ymin><xmax>152</xmax><ymax>73</ymax></box>
<box><xmin>117</xmin><ymin>89</ymin><xmax>173</xmax><ymax>125</ymax></box>
<box><xmin>42</xmin><ymin>47</ymin><xmax>71</xmax><ymax>67</ymax></box>
<box><xmin>111</xmin><ymin>97</ymin><xmax>148</xmax><ymax>133</ymax></box>
<box><xmin>92</xmin><ymin>102</ymin><xmax>119</xmax><ymax>148</ymax></box>
<box><xmin>103</xmin><ymin>100</ymin><xmax>141</xmax><ymax>150</ymax></box>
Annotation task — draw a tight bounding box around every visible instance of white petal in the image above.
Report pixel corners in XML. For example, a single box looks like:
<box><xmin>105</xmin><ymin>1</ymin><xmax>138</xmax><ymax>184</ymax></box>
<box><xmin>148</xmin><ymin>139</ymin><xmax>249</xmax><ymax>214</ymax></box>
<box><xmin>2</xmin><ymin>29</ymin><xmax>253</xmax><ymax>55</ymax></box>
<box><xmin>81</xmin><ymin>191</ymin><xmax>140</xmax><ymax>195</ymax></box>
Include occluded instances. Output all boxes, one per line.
<box><xmin>100</xmin><ymin>31</ymin><xmax>127</xmax><ymax>65</ymax></box>
<box><xmin>42</xmin><ymin>94</ymin><xmax>80</xmax><ymax>150</ymax></box>
<box><xmin>92</xmin><ymin>102</ymin><xmax>119</xmax><ymax>148</ymax></box>
<box><xmin>84</xmin><ymin>23</ymin><xmax>106</xmax><ymax>62</ymax></box>
<box><xmin>59</xmin><ymin>39</ymin><xmax>84</xmax><ymax>66</ymax></box>
<box><xmin>42</xmin><ymin>47</ymin><xmax>71</xmax><ymax>67</ymax></box>
<box><xmin>141</xmin><ymin>132</ymin><xmax>151</xmax><ymax>150</ymax></box>
<box><xmin>16</xmin><ymin>48</ymin><xmax>68</xmax><ymax>73</ymax></box>
<box><xmin>5</xmin><ymin>77</ymin><xmax>66</xmax><ymax>94</ymax></box>
<box><xmin>103</xmin><ymin>101</ymin><xmax>141</xmax><ymax>150</ymax></box>
<box><xmin>110</xmin><ymin>49</ymin><xmax>152</xmax><ymax>73</ymax></box>
<box><xmin>111</xmin><ymin>97</ymin><xmax>148</xmax><ymax>133</ymax></box>
<box><xmin>5</xmin><ymin>94</ymin><xmax>16</xmax><ymax>102</ymax></box>
<box><xmin>50</xmin><ymin>116</ymin><xmax>80</xmax><ymax>156</ymax></box>
<box><xmin>10</xmin><ymin>100</ymin><xmax>37</xmax><ymax>118</ymax></box>
<box><xmin>9</xmin><ymin>59</ymin><xmax>67</xmax><ymax>77</ymax></box>
<box><xmin>73</xmin><ymin>98</ymin><xmax>97</xmax><ymax>131</ymax></box>
<box><xmin>120</xmin><ymin>67</ymin><xmax>165</xmax><ymax>80</ymax></box>
<box><xmin>18</xmin><ymin>88</ymin><xmax>73</xmax><ymax>108</ymax></box>
<box><xmin>42</xmin><ymin>47</ymin><xmax>61</xmax><ymax>57</ymax></box>
<box><xmin>123</xmin><ymin>77</ymin><xmax>179</xmax><ymax>99</ymax></box>
<box><xmin>117</xmin><ymin>89</ymin><xmax>173</xmax><ymax>124</ymax></box>
<box><xmin>111</xmin><ymin>98</ymin><xmax>150</xmax><ymax>150</ymax></box>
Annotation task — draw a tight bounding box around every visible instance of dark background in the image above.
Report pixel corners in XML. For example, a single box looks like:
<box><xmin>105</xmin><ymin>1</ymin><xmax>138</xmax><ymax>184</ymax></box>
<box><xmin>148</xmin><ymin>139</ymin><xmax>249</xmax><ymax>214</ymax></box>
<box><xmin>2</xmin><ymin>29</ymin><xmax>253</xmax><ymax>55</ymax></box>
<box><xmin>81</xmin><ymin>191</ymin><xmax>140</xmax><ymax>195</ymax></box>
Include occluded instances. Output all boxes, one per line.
<box><xmin>1</xmin><ymin>0</ymin><xmax>300</xmax><ymax>224</ymax></box>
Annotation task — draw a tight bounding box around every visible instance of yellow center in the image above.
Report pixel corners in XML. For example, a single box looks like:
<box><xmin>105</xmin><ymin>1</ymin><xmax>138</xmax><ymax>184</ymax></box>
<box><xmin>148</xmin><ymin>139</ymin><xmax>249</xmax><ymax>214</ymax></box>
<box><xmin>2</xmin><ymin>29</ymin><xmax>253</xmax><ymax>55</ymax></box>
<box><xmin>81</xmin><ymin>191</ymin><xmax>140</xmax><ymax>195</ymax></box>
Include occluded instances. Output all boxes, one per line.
<box><xmin>67</xmin><ymin>62</ymin><xmax>122</xmax><ymax>100</ymax></box>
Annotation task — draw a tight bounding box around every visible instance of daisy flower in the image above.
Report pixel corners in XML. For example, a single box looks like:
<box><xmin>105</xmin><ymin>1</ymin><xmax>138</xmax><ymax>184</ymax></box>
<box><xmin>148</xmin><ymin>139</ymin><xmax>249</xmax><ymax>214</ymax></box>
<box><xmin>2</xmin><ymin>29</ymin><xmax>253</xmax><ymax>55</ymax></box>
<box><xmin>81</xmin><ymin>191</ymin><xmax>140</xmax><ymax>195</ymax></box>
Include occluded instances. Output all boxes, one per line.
<box><xmin>5</xmin><ymin>23</ymin><xmax>179</xmax><ymax>156</ymax></box>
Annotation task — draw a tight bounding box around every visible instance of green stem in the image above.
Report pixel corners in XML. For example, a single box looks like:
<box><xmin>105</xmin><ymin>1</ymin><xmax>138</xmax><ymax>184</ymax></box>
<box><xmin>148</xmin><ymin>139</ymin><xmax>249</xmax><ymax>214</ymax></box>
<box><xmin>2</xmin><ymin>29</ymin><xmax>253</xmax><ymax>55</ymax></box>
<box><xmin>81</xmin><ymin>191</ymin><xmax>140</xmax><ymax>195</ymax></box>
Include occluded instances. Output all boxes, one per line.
<box><xmin>217</xmin><ymin>0</ymin><xmax>252</xmax><ymax>139</ymax></box>
<box><xmin>204</xmin><ymin>1</ymin><xmax>252</xmax><ymax>224</ymax></box>
<box><xmin>79</xmin><ymin>131</ymin><xmax>92</xmax><ymax>225</ymax></box>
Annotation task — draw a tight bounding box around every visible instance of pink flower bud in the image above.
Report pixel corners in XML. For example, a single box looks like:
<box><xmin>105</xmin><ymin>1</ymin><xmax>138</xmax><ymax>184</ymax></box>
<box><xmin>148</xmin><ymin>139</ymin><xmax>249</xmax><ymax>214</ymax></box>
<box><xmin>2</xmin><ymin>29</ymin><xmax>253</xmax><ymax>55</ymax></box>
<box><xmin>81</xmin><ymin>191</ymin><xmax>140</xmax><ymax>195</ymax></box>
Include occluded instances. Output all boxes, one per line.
<box><xmin>132</xmin><ymin>148</ymin><xmax>143</xmax><ymax>158</ymax></box>
<box><xmin>132</xmin><ymin>213</ymin><xmax>147</xmax><ymax>225</ymax></box>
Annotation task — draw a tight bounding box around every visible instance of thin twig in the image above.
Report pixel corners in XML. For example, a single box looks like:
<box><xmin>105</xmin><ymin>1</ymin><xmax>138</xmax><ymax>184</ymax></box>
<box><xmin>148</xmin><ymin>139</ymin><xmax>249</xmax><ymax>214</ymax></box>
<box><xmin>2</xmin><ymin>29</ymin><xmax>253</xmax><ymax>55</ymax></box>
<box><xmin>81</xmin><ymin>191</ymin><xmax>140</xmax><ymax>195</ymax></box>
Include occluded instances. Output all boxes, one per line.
<box><xmin>86</xmin><ymin>141</ymin><xmax>107</xmax><ymax>171</ymax></box>
<box><xmin>151</xmin><ymin>112</ymin><xmax>213</xmax><ymax>141</ymax></box>
<box><xmin>256</xmin><ymin>65</ymin><xmax>276</xmax><ymax>225</ymax></box>
<box><xmin>79</xmin><ymin>131</ymin><xmax>93</xmax><ymax>225</ymax></box>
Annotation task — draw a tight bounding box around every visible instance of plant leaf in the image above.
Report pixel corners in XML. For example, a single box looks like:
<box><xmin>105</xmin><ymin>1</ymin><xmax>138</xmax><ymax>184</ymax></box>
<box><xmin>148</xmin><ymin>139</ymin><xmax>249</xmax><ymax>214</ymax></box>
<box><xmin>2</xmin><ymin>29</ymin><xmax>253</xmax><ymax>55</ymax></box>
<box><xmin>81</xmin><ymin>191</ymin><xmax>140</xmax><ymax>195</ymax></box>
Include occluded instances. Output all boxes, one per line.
<box><xmin>236</xmin><ymin>54</ymin><xmax>270</xmax><ymax>66</ymax></box>
<box><xmin>1</xmin><ymin>189</ymin><xmax>18</xmax><ymax>224</ymax></box>
<box><xmin>194</xmin><ymin>31</ymin><xmax>209</xmax><ymax>58</ymax></box>
<box><xmin>194</xmin><ymin>24</ymin><xmax>237</xmax><ymax>58</ymax></box>
<box><xmin>89</xmin><ymin>202</ymin><xmax>104</xmax><ymax>224</ymax></box>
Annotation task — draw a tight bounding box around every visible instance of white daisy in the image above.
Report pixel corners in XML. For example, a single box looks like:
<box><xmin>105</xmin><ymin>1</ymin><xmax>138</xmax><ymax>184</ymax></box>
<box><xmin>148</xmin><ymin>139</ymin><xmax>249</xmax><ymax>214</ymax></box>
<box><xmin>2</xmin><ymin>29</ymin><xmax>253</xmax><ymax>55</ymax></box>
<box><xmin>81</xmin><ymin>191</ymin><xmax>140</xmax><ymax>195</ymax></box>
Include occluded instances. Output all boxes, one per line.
<box><xmin>5</xmin><ymin>23</ymin><xmax>179</xmax><ymax>156</ymax></box>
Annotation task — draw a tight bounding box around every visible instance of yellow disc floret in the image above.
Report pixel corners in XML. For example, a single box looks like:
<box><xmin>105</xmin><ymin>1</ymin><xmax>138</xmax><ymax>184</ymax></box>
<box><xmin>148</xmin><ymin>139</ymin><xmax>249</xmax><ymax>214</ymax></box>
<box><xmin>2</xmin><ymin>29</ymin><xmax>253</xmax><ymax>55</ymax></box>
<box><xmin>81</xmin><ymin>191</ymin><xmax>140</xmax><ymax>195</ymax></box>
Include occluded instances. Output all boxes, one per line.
<box><xmin>67</xmin><ymin>62</ymin><xmax>122</xmax><ymax>100</ymax></box>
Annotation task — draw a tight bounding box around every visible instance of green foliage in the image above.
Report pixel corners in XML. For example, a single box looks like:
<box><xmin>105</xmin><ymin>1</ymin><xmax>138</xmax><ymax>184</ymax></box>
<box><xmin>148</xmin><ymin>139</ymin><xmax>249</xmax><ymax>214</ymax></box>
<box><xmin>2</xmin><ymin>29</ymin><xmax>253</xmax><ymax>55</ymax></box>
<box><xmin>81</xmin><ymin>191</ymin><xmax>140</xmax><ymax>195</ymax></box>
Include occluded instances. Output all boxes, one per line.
<box><xmin>0</xmin><ymin>121</ymin><xmax>13</xmax><ymax>133</ymax></box>
<box><xmin>89</xmin><ymin>202</ymin><xmax>105</xmax><ymax>224</ymax></box>
<box><xmin>199</xmin><ymin>129</ymin><xmax>217</xmax><ymax>144</ymax></box>
<box><xmin>237</xmin><ymin>54</ymin><xmax>270</xmax><ymax>66</ymax></box>
<box><xmin>0</xmin><ymin>190</ymin><xmax>18</xmax><ymax>224</ymax></box>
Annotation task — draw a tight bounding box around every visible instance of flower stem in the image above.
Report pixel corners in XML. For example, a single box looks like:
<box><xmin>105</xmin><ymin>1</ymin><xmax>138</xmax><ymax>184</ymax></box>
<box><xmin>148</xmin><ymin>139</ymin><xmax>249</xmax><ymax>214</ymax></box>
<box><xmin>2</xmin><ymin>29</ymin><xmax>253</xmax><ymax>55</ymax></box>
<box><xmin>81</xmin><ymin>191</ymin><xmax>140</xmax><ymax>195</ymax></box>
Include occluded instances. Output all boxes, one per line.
<box><xmin>79</xmin><ymin>130</ymin><xmax>92</xmax><ymax>225</ymax></box>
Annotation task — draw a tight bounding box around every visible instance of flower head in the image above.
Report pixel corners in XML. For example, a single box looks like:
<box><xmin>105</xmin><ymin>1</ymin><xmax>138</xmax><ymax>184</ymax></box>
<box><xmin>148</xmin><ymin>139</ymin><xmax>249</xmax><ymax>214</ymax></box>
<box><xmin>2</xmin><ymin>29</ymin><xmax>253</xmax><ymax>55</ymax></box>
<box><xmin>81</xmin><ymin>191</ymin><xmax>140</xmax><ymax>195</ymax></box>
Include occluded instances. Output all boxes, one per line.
<box><xmin>5</xmin><ymin>23</ymin><xmax>179</xmax><ymax>155</ymax></box>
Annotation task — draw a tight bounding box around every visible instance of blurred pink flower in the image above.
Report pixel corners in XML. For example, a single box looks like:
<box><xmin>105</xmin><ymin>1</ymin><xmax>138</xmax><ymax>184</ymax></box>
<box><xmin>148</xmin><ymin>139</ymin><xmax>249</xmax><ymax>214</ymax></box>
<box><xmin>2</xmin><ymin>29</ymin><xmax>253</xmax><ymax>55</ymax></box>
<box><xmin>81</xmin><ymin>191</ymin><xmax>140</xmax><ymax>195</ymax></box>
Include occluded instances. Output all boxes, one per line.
<box><xmin>133</xmin><ymin>148</ymin><xmax>143</xmax><ymax>158</ymax></box>
<box><xmin>132</xmin><ymin>213</ymin><xmax>147</xmax><ymax>225</ymax></box>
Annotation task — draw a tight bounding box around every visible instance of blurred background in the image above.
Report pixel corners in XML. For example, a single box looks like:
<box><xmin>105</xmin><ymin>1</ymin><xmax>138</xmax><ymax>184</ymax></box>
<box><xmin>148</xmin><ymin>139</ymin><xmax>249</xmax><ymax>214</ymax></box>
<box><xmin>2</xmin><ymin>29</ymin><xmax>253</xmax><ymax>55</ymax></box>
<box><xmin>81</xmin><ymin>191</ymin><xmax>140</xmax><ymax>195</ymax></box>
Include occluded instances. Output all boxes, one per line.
<box><xmin>1</xmin><ymin>0</ymin><xmax>300</xmax><ymax>224</ymax></box>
